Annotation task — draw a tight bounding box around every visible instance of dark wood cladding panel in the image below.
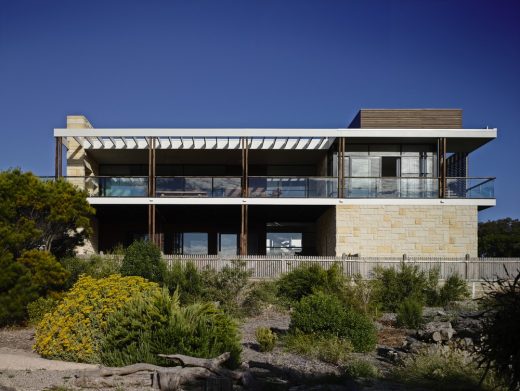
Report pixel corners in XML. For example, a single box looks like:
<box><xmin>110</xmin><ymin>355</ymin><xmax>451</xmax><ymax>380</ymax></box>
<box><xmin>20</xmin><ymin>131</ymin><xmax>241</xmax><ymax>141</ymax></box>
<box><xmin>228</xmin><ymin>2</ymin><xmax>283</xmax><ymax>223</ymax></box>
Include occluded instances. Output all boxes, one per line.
<box><xmin>357</xmin><ymin>109</ymin><xmax>462</xmax><ymax>129</ymax></box>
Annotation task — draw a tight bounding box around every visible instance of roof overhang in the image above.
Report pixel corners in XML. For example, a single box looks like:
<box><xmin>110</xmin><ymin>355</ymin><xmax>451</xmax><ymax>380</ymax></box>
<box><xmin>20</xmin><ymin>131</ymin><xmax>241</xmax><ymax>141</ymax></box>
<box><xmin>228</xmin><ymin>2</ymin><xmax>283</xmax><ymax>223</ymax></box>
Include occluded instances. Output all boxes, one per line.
<box><xmin>54</xmin><ymin>128</ymin><xmax>497</xmax><ymax>152</ymax></box>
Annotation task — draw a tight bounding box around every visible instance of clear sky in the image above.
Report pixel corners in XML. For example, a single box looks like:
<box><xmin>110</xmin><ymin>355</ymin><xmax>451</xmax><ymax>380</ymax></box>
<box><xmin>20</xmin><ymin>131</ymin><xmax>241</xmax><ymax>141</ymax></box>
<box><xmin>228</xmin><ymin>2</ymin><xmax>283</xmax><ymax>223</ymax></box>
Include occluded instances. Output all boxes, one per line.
<box><xmin>0</xmin><ymin>0</ymin><xmax>518</xmax><ymax>220</ymax></box>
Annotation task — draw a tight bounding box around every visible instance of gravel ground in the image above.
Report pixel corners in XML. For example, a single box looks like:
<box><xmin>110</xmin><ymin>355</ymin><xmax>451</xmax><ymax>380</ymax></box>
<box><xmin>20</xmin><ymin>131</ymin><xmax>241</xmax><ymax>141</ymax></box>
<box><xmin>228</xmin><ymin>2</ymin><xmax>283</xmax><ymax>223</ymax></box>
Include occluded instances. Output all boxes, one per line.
<box><xmin>0</xmin><ymin>309</ymin><xmax>412</xmax><ymax>390</ymax></box>
<box><xmin>0</xmin><ymin>327</ymin><xmax>96</xmax><ymax>391</ymax></box>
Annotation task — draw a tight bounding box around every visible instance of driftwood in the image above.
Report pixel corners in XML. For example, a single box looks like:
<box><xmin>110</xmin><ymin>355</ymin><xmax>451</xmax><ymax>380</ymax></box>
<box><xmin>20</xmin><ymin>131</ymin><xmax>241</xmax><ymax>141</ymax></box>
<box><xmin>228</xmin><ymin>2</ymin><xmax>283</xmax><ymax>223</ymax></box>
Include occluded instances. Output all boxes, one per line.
<box><xmin>74</xmin><ymin>352</ymin><xmax>250</xmax><ymax>390</ymax></box>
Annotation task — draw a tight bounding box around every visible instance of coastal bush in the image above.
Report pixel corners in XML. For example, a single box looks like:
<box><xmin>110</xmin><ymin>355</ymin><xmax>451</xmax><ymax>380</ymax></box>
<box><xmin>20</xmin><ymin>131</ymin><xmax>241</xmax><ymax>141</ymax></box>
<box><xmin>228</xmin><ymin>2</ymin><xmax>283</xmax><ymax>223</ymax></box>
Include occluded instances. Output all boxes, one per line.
<box><xmin>200</xmin><ymin>260</ymin><xmax>252</xmax><ymax>316</ymax></box>
<box><xmin>255</xmin><ymin>327</ymin><xmax>277</xmax><ymax>352</ymax></box>
<box><xmin>27</xmin><ymin>296</ymin><xmax>58</xmax><ymax>325</ymax></box>
<box><xmin>290</xmin><ymin>291</ymin><xmax>347</xmax><ymax>335</ymax></box>
<box><xmin>121</xmin><ymin>240</ymin><xmax>166</xmax><ymax>283</ymax></box>
<box><xmin>241</xmin><ymin>280</ymin><xmax>280</xmax><ymax>316</ymax></box>
<box><xmin>392</xmin><ymin>347</ymin><xmax>506</xmax><ymax>391</ymax></box>
<box><xmin>284</xmin><ymin>332</ymin><xmax>353</xmax><ymax>365</ymax></box>
<box><xmin>372</xmin><ymin>263</ymin><xmax>431</xmax><ymax>311</ymax></box>
<box><xmin>438</xmin><ymin>274</ymin><xmax>470</xmax><ymax>306</ymax></box>
<box><xmin>100</xmin><ymin>289</ymin><xmax>241</xmax><ymax>368</ymax></box>
<box><xmin>277</xmin><ymin>263</ymin><xmax>345</xmax><ymax>303</ymax></box>
<box><xmin>396</xmin><ymin>297</ymin><xmax>423</xmax><ymax>329</ymax></box>
<box><xmin>164</xmin><ymin>261</ymin><xmax>204</xmax><ymax>302</ymax></box>
<box><xmin>344</xmin><ymin>358</ymin><xmax>379</xmax><ymax>379</ymax></box>
<box><xmin>343</xmin><ymin>274</ymin><xmax>381</xmax><ymax>317</ymax></box>
<box><xmin>476</xmin><ymin>271</ymin><xmax>520</xmax><ymax>390</ymax></box>
<box><xmin>34</xmin><ymin>274</ymin><xmax>159</xmax><ymax>363</ymax></box>
<box><xmin>289</xmin><ymin>292</ymin><xmax>377</xmax><ymax>352</ymax></box>
<box><xmin>60</xmin><ymin>254</ymin><xmax>122</xmax><ymax>289</ymax></box>
<box><xmin>0</xmin><ymin>250</ymin><xmax>69</xmax><ymax>326</ymax></box>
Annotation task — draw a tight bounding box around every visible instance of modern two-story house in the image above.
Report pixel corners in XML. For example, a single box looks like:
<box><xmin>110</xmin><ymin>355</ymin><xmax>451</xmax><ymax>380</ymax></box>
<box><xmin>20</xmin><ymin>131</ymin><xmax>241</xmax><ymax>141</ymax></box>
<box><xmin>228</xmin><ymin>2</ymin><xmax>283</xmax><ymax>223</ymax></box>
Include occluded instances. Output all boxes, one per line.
<box><xmin>53</xmin><ymin>109</ymin><xmax>496</xmax><ymax>257</ymax></box>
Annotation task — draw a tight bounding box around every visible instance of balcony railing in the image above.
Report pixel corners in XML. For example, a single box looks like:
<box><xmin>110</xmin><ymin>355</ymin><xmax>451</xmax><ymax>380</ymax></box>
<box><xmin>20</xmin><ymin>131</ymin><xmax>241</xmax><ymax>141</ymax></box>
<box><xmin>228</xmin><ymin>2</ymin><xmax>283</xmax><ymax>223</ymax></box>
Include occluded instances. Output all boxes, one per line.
<box><xmin>51</xmin><ymin>176</ymin><xmax>495</xmax><ymax>199</ymax></box>
<box><xmin>249</xmin><ymin>177</ymin><xmax>338</xmax><ymax>198</ymax></box>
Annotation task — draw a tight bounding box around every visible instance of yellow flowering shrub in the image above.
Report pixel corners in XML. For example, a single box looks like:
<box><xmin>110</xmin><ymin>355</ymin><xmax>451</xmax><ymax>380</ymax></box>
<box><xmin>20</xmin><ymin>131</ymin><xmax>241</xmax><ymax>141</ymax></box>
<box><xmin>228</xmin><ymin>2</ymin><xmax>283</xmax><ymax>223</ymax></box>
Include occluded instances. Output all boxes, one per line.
<box><xmin>34</xmin><ymin>274</ymin><xmax>160</xmax><ymax>363</ymax></box>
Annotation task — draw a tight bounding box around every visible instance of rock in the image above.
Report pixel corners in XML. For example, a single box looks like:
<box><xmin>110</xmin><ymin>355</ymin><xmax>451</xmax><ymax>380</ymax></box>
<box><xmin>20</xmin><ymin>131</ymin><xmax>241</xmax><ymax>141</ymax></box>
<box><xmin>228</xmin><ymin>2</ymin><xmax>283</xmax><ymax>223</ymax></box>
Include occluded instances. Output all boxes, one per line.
<box><xmin>452</xmin><ymin>315</ymin><xmax>482</xmax><ymax>340</ymax></box>
<box><xmin>418</xmin><ymin>321</ymin><xmax>455</xmax><ymax>343</ymax></box>
<box><xmin>437</xmin><ymin>310</ymin><xmax>447</xmax><ymax>317</ymax></box>
<box><xmin>377</xmin><ymin>346</ymin><xmax>400</xmax><ymax>362</ymax></box>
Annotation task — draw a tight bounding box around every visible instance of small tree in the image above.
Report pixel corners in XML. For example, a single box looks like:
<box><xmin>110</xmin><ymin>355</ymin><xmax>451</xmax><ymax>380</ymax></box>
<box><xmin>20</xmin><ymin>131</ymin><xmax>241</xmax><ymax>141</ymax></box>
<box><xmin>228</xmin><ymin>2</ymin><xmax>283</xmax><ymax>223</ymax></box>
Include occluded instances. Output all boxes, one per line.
<box><xmin>0</xmin><ymin>169</ymin><xmax>94</xmax><ymax>258</ymax></box>
<box><xmin>0</xmin><ymin>249</ymin><xmax>69</xmax><ymax>325</ymax></box>
<box><xmin>121</xmin><ymin>240</ymin><xmax>166</xmax><ymax>283</ymax></box>
<box><xmin>476</xmin><ymin>270</ymin><xmax>520</xmax><ymax>390</ymax></box>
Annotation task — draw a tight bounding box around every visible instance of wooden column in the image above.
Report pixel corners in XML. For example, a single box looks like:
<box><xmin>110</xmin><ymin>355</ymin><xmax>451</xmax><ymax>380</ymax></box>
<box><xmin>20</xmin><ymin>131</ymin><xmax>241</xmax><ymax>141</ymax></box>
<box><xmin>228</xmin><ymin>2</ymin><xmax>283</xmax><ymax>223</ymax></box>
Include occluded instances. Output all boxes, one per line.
<box><xmin>337</xmin><ymin>138</ymin><xmax>345</xmax><ymax>198</ymax></box>
<box><xmin>240</xmin><ymin>137</ymin><xmax>249</xmax><ymax>255</ymax></box>
<box><xmin>438</xmin><ymin>137</ymin><xmax>447</xmax><ymax>198</ymax></box>
<box><xmin>148</xmin><ymin>137</ymin><xmax>156</xmax><ymax>244</ymax></box>
<box><xmin>54</xmin><ymin>137</ymin><xmax>63</xmax><ymax>179</ymax></box>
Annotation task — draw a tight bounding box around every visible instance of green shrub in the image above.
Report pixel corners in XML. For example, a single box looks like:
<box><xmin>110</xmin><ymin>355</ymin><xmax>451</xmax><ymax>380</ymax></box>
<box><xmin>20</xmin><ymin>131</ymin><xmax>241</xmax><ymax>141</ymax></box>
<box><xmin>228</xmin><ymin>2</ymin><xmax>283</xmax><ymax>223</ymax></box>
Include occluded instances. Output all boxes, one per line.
<box><xmin>289</xmin><ymin>292</ymin><xmax>377</xmax><ymax>353</ymax></box>
<box><xmin>255</xmin><ymin>327</ymin><xmax>277</xmax><ymax>352</ymax></box>
<box><xmin>34</xmin><ymin>274</ymin><xmax>160</xmax><ymax>363</ymax></box>
<box><xmin>27</xmin><ymin>296</ymin><xmax>58</xmax><ymax>325</ymax></box>
<box><xmin>343</xmin><ymin>274</ymin><xmax>381</xmax><ymax>317</ymax></box>
<box><xmin>200</xmin><ymin>260</ymin><xmax>252</xmax><ymax>316</ymax></box>
<box><xmin>277</xmin><ymin>263</ymin><xmax>345</xmax><ymax>303</ymax></box>
<box><xmin>60</xmin><ymin>254</ymin><xmax>122</xmax><ymax>289</ymax></box>
<box><xmin>372</xmin><ymin>263</ymin><xmax>438</xmax><ymax>311</ymax></box>
<box><xmin>0</xmin><ymin>250</ymin><xmax>69</xmax><ymax>326</ymax></box>
<box><xmin>100</xmin><ymin>289</ymin><xmax>241</xmax><ymax>368</ymax></box>
<box><xmin>241</xmin><ymin>280</ymin><xmax>280</xmax><ymax>316</ymax></box>
<box><xmin>290</xmin><ymin>291</ymin><xmax>347</xmax><ymax>335</ymax></box>
<box><xmin>121</xmin><ymin>240</ymin><xmax>165</xmax><ymax>283</ymax></box>
<box><xmin>344</xmin><ymin>358</ymin><xmax>379</xmax><ymax>379</ymax></box>
<box><xmin>396</xmin><ymin>297</ymin><xmax>423</xmax><ymax>329</ymax></box>
<box><xmin>438</xmin><ymin>274</ymin><xmax>469</xmax><ymax>306</ymax></box>
<box><xmin>284</xmin><ymin>332</ymin><xmax>353</xmax><ymax>365</ymax></box>
<box><xmin>476</xmin><ymin>272</ymin><xmax>520</xmax><ymax>390</ymax></box>
<box><xmin>392</xmin><ymin>347</ymin><xmax>506</xmax><ymax>391</ymax></box>
<box><xmin>342</xmin><ymin>308</ymin><xmax>378</xmax><ymax>353</ymax></box>
<box><xmin>164</xmin><ymin>261</ymin><xmax>204</xmax><ymax>302</ymax></box>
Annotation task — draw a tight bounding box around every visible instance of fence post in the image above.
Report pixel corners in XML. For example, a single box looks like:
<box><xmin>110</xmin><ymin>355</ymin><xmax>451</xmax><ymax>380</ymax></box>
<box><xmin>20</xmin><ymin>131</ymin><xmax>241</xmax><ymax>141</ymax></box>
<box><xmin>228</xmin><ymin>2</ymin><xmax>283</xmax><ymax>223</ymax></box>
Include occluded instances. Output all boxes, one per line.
<box><xmin>465</xmin><ymin>253</ymin><xmax>470</xmax><ymax>280</ymax></box>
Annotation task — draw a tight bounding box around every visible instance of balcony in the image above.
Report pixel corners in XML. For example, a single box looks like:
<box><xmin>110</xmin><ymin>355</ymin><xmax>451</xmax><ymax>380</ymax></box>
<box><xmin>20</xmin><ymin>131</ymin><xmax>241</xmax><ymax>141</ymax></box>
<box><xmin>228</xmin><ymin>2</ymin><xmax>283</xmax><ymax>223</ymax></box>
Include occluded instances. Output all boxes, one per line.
<box><xmin>56</xmin><ymin>176</ymin><xmax>495</xmax><ymax>199</ymax></box>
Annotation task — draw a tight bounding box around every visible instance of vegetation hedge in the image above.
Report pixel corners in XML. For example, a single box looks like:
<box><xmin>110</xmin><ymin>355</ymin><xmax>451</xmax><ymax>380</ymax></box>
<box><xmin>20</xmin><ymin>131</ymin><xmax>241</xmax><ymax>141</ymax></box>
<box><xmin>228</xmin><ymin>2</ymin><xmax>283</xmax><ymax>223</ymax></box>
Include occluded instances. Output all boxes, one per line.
<box><xmin>0</xmin><ymin>250</ymin><xmax>68</xmax><ymax>326</ymax></box>
<box><xmin>290</xmin><ymin>292</ymin><xmax>377</xmax><ymax>353</ymax></box>
<box><xmin>255</xmin><ymin>327</ymin><xmax>277</xmax><ymax>352</ymax></box>
<box><xmin>121</xmin><ymin>240</ymin><xmax>166</xmax><ymax>283</ymax></box>
<box><xmin>396</xmin><ymin>297</ymin><xmax>423</xmax><ymax>329</ymax></box>
<box><xmin>34</xmin><ymin>274</ymin><xmax>160</xmax><ymax>363</ymax></box>
<box><xmin>100</xmin><ymin>289</ymin><xmax>241</xmax><ymax>368</ymax></box>
<box><xmin>277</xmin><ymin>263</ymin><xmax>345</xmax><ymax>303</ymax></box>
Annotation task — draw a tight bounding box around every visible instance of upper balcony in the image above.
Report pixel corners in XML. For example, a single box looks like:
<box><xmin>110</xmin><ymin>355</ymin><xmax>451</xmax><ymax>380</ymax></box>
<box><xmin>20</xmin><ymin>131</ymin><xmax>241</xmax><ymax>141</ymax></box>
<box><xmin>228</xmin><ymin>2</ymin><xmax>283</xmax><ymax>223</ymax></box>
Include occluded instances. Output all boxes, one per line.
<box><xmin>58</xmin><ymin>176</ymin><xmax>495</xmax><ymax>200</ymax></box>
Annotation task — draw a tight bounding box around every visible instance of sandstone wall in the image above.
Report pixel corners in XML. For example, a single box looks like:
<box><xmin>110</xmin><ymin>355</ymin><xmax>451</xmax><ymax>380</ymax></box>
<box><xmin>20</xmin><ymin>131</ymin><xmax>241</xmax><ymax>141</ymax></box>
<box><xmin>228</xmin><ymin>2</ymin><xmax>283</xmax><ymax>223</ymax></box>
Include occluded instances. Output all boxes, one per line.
<box><xmin>335</xmin><ymin>205</ymin><xmax>478</xmax><ymax>257</ymax></box>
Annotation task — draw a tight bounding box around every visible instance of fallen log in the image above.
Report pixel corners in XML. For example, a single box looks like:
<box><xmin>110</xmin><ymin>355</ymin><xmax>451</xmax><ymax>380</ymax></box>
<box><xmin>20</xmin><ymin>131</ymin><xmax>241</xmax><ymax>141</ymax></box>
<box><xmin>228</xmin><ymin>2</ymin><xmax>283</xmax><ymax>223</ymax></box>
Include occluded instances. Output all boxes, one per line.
<box><xmin>74</xmin><ymin>352</ymin><xmax>248</xmax><ymax>390</ymax></box>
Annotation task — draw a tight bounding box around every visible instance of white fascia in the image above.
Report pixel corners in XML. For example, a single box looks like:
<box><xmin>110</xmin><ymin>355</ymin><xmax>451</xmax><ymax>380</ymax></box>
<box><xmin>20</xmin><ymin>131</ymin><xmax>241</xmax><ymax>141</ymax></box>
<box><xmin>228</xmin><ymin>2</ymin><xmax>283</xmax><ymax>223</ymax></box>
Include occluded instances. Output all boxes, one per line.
<box><xmin>87</xmin><ymin>197</ymin><xmax>496</xmax><ymax>207</ymax></box>
<box><xmin>55</xmin><ymin>128</ymin><xmax>497</xmax><ymax>139</ymax></box>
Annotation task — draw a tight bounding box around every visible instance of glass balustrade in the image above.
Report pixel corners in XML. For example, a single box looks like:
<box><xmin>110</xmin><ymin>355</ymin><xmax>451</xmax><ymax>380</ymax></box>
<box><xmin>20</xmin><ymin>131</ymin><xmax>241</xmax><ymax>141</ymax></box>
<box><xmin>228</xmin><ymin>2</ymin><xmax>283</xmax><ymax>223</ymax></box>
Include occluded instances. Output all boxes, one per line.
<box><xmin>248</xmin><ymin>177</ymin><xmax>338</xmax><ymax>198</ymax></box>
<box><xmin>446</xmin><ymin>178</ymin><xmax>495</xmax><ymax>199</ymax></box>
<box><xmin>51</xmin><ymin>176</ymin><xmax>495</xmax><ymax>199</ymax></box>
<box><xmin>345</xmin><ymin>177</ymin><xmax>439</xmax><ymax>198</ymax></box>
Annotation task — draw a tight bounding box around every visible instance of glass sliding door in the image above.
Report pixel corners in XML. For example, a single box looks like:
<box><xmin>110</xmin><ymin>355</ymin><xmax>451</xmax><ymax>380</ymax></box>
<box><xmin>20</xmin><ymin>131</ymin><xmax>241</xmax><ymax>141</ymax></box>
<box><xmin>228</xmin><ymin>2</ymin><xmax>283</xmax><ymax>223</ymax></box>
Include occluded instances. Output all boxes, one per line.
<box><xmin>218</xmin><ymin>233</ymin><xmax>238</xmax><ymax>255</ymax></box>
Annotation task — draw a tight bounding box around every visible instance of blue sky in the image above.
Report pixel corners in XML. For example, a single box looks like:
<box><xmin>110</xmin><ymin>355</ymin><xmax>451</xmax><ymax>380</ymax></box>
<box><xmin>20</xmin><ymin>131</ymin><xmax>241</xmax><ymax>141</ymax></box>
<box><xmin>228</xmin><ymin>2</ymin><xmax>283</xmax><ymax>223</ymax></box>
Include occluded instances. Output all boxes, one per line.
<box><xmin>0</xmin><ymin>0</ymin><xmax>518</xmax><ymax>220</ymax></box>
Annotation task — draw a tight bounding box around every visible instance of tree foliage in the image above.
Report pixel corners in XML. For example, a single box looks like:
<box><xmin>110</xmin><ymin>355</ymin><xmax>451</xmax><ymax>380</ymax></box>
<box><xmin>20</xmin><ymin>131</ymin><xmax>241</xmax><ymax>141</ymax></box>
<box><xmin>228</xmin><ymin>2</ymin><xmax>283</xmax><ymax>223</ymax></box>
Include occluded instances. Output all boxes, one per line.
<box><xmin>0</xmin><ymin>249</ymin><xmax>69</xmax><ymax>326</ymax></box>
<box><xmin>479</xmin><ymin>218</ymin><xmax>520</xmax><ymax>257</ymax></box>
<box><xmin>477</xmin><ymin>270</ymin><xmax>520</xmax><ymax>390</ymax></box>
<box><xmin>0</xmin><ymin>169</ymin><xmax>94</xmax><ymax>258</ymax></box>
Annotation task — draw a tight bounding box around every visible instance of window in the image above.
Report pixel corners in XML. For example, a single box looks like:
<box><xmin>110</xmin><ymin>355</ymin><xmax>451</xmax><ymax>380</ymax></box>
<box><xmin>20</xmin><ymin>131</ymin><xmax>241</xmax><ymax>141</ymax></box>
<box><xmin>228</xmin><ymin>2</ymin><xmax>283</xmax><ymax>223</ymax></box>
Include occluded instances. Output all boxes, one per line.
<box><xmin>182</xmin><ymin>232</ymin><xmax>208</xmax><ymax>254</ymax></box>
<box><xmin>381</xmin><ymin>157</ymin><xmax>400</xmax><ymax>177</ymax></box>
<box><xmin>218</xmin><ymin>233</ymin><xmax>237</xmax><ymax>255</ymax></box>
<box><xmin>266</xmin><ymin>232</ymin><xmax>302</xmax><ymax>255</ymax></box>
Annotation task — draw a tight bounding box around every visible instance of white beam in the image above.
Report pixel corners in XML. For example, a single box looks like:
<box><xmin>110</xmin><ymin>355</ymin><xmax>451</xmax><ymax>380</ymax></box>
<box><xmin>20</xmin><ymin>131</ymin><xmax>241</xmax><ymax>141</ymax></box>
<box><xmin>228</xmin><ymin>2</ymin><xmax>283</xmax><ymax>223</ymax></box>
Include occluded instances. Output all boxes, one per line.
<box><xmin>55</xmin><ymin>128</ymin><xmax>497</xmax><ymax>139</ymax></box>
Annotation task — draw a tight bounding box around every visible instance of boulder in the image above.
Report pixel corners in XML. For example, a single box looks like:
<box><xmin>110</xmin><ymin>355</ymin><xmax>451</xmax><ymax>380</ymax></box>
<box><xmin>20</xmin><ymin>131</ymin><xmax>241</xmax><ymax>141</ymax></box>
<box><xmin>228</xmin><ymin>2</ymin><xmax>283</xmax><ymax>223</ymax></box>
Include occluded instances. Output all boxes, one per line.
<box><xmin>417</xmin><ymin>321</ymin><xmax>455</xmax><ymax>343</ymax></box>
